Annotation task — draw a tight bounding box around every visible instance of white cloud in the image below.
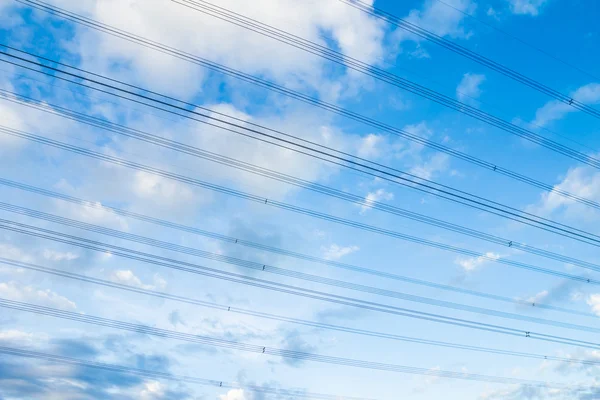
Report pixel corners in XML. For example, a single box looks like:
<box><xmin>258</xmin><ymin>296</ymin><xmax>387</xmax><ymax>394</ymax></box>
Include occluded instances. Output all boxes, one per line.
<box><xmin>219</xmin><ymin>389</ymin><xmax>247</xmax><ymax>400</ymax></box>
<box><xmin>533</xmin><ymin>83</ymin><xmax>600</xmax><ymax>127</ymax></box>
<box><xmin>526</xmin><ymin>161</ymin><xmax>600</xmax><ymax>219</ymax></box>
<box><xmin>393</xmin><ymin>0</ymin><xmax>476</xmax><ymax>54</ymax></box>
<box><xmin>110</xmin><ymin>270</ymin><xmax>167</xmax><ymax>290</ymax></box>
<box><xmin>455</xmin><ymin>252</ymin><xmax>501</xmax><ymax>272</ymax></box>
<box><xmin>526</xmin><ymin>290</ymin><xmax>548</xmax><ymax>304</ymax></box>
<box><xmin>321</xmin><ymin>244</ymin><xmax>360</xmax><ymax>260</ymax></box>
<box><xmin>587</xmin><ymin>294</ymin><xmax>600</xmax><ymax>316</ymax></box>
<box><xmin>42</xmin><ymin>249</ymin><xmax>79</xmax><ymax>262</ymax></box>
<box><xmin>409</xmin><ymin>153</ymin><xmax>450</xmax><ymax>180</ymax></box>
<box><xmin>356</xmin><ymin>133</ymin><xmax>385</xmax><ymax>158</ymax></box>
<box><xmin>139</xmin><ymin>381</ymin><xmax>165</xmax><ymax>399</ymax></box>
<box><xmin>456</xmin><ymin>73</ymin><xmax>485</xmax><ymax>101</ymax></box>
<box><xmin>0</xmin><ymin>243</ymin><xmax>34</xmax><ymax>264</ymax></box>
<box><xmin>360</xmin><ymin>188</ymin><xmax>394</xmax><ymax>213</ymax></box>
<box><xmin>507</xmin><ymin>0</ymin><xmax>548</xmax><ymax>16</ymax></box>
<box><xmin>0</xmin><ymin>281</ymin><xmax>77</xmax><ymax>310</ymax></box>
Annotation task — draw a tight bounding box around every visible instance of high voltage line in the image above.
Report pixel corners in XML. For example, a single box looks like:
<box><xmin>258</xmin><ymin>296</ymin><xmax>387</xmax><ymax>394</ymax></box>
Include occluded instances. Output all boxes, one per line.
<box><xmin>0</xmin><ymin>298</ymin><xmax>585</xmax><ymax>387</ymax></box>
<box><xmin>1</xmin><ymin>177</ymin><xmax>596</xmax><ymax>319</ymax></box>
<box><xmin>2</xmin><ymin>218</ymin><xmax>600</xmax><ymax>350</ymax></box>
<box><xmin>173</xmin><ymin>0</ymin><xmax>600</xmax><ymax>163</ymax></box>
<box><xmin>3</xmin><ymin>126</ymin><xmax>600</xmax><ymax>286</ymax></box>
<box><xmin>6</xmin><ymin>2</ymin><xmax>600</xmax><ymax>210</ymax></box>
<box><xmin>2</xmin><ymin>201</ymin><xmax>599</xmax><ymax>333</ymax></box>
<box><xmin>339</xmin><ymin>0</ymin><xmax>600</xmax><ymax>119</ymax></box>
<box><xmin>2</xmin><ymin>256</ymin><xmax>599</xmax><ymax>368</ymax></box>
<box><xmin>0</xmin><ymin>344</ymin><xmax>373</xmax><ymax>400</ymax></box>
<box><xmin>4</xmin><ymin>56</ymin><xmax>600</xmax><ymax>248</ymax></box>
<box><xmin>2</xmin><ymin>92</ymin><xmax>600</xmax><ymax>272</ymax></box>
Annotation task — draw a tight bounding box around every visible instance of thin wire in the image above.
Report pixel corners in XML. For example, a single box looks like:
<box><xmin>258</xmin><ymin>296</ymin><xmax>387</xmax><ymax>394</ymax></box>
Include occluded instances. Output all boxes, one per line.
<box><xmin>2</xmin><ymin>220</ymin><xmax>600</xmax><ymax>350</ymax></box>
<box><xmin>0</xmin><ymin>343</ymin><xmax>374</xmax><ymax>400</ymax></box>
<box><xmin>2</xmin><ymin>91</ymin><xmax>600</xmax><ymax>275</ymax></box>
<box><xmin>2</xmin><ymin>128</ymin><xmax>600</xmax><ymax>287</ymax></box>
<box><xmin>3</xmin><ymin>257</ymin><xmax>599</xmax><ymax>367</ymax></box>
<box><xmin>3</xmin><ymin>58</ymin><xmax>600</xmax><ymax>249</ymax></box>
<box><xmin>1</xmin><ymin>177</ymin><xmax>596</xmax><ymax>319</ymax></box>
<box><xmin>3</xmin><ymin>201</ymin><xmax>599</xmax><ymax>333</ymax></box>
<box><xmin>8</xmin><ymin>3</ymin><xmax>600</xmax><ymax>208</ymax></box>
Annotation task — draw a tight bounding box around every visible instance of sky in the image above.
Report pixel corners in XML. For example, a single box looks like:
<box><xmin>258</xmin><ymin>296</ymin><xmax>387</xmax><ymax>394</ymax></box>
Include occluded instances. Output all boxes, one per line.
<box><xmin>0</xmin><ymin>0</ymin><xmax>600</xmax><ymax>399</ymax></box>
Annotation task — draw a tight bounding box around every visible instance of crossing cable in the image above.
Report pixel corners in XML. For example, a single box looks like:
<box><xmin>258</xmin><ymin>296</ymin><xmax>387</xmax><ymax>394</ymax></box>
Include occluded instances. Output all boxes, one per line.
<box><xmin>339</xmin><ymin>0</ymin><xmax>600</xmax><ymax>120</ymax></box>
<box><xmin>173</xmin><ymin>0</ymin><xmax>600</xmax><ymax>164</ymax></box>
<box><xmin>0</xmin><ymin>344</ymin><xmax>373</xmax><ymax>400</ymax></box>
<box><xmin>1</xmin><ymin>220</ymin><xmax>600</xmax><ymax>350</ymax></box>
<box><xmin>2</xmin><ymin>61</ymin><xmax>600</xmax><ymax>248</ymax></box>
<box><xmin>2</xmin><ymin>202</ymin><xmax>599</xmax><ymax>334</ymax></box>
<box><xmin>8</xmin><ymin>4</ymin><xmax>600</xmax><ymax>209</ymax></box>
<box><xmin>1</xmin><ymin>178</ymin><xmax>597</xmax><ymax>319</ymax></box>
<box><xmin>2</xmin><ymin>256</ymin><xmax>599</xmax><ymax>367</ymax></box>
<box><xmin>2</xmin><ymin>93</ymin><xmax>600</xmax><ymax>272</ymax></box>
<box><xmin>0</xmin><ymin>337</ymin><xmax>562</xmax><ymax>388</ymax></box>
<box><xmin>3</xmin><ymin>126</ymin><xmax>600</xmax><ymax>285</ymax></box>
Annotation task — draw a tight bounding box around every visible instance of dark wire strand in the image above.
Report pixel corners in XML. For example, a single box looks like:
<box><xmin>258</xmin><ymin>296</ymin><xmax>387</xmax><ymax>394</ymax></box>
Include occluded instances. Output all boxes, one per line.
<box><xmin>2</xmin><ymin>256</ymin><xmax>599</xmax><ymax>367</ymax></box>
<box><xmin>2</xmin><ymin>90</ymin><xmax>600</xmax><ymax>276</ymax></box>
<box><xmin>3</xmin><ymin>56</ymin><xmax>600</xmax><ymax>249</ymax></box>
<box><xmin>2</xmin><ymin>201</ymin><xmax>599</xmax><ymax>334</ymax></box>
<box><xmin>1</xmin><ymin>219</ymin><xmax>600</xmax><ymax>351</ymax></box>
<box><xmin>338</xmin><ymin>0</ymin><xmax>600</xmax><ymax>118</ymax></box>
<box><xmin>1</xmin><ymin>178</ymin><xmax>597</xmax><ymax>319</ymax></box>
<box><xmin>9</xmin><ymin>2</ymin><xmax>600</xmax><ymax>210</ymax></box>
<box><xmin>0</xmin><ymin>343</ymin><xmax>375</xmax><ymax>400</ymax></box>
<box><xmin>2</xmin><ymin>126</ymin><xmax>600</xmax><ymax>287</ymax></box>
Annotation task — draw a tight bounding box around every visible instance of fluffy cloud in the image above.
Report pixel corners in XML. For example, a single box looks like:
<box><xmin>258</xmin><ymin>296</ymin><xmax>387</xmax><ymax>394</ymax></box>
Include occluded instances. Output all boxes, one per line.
<box><xmin>321</xmin><ymin>244</ymin><xmax>359</xmax><ymax>260</ymax></box>
<box><xmin>356</xmin><ymin>133</ymin><xmax>385</xmax><ymax>158</ymax></box>
<box><xmin>507</xmin><ymin>0</ymin><xmax>549</xmax><ymax>16</ymax></box>
<box><xmin>219</xmin><ymin>389</ymin><xmax>247</xmax><ymax>400</ymax></box>
<box><xmin>42</xmin><ymin>249</ymin><xmax>79</xmax><ymax>262</ymax></box>
<box><xmin>533</xmin><ymin>83</ymin><xmax>600</xmax><ymax>127</ymax></box>
<box><xmin>455</xmin><ymin>252</ymin><xmax>501</xmax><ymax>272</ymax></box>
<box><xmin>109</xmin><ymin>270</ymin><xmax>167</xmax><ymax>290</ymax></box>
<box><xmin>409</xmin><ymin>152</ymin><xmax>450</xmax><ymax>180</ymax></box>
<box><xmin>359</xmin><ymin>188</ymin><xmax>394</xmax><ymax>213</ymax></box>
<box><xmin>0</xmin><ymin>281</ymin><xmax>77</xmax><ymax>310</ymax></box>
<box><xmin>456</xmin><ymin>73</ymin><xmax>485</xmax><ymax>102</ymax></box>
<box><xmin>587</xmin><ymin>294</ymin><xmax>600</xmax><ymax>316</ymax></box>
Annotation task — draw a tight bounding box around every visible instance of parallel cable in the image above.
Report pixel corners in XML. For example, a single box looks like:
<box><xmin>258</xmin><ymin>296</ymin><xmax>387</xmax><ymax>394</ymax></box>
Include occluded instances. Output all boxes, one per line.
<box><xmin>2</xmin><ymin>92</ymin><xmax>600</xmax><ymax>274</ymax></box>
<box><xmin>0</xmin><ymin>344</ymin><xmax>373</xmax><ymax>400</ymax></box>
<box><xmin>2</xmin><ymin>221</ymin><xmax>600</xmax><ymax>350</ymax></box>
<box><xmin>3</xmin><ymin>127</ymin><xmax>600</xmax><ymax>286</ymax></box>
<box><xmin>3</xmin><ymin>257</ymin><xmax>599</xmax><ymax>367</ymax></box>
<box><xmin>10</xmin><ymin>2</ymin><xmax>600</xmax><ymax>211</ymax></box>
<box><xmin>173</xmin><ymin>0</ymin><xmax>600</xmax><ymax>164</ymax></box>
<box><xmin>3</xmin><ymin>59</ymin><xmax>600</xmax><ymax>248</ymax></box>
<box><xmin>3</xmin><ymin>201</ymin><xmax>599</xmax><ymax>334</ymax></box>
<box><xmin>339</xmin><ymin>0</ymin><xmax>600</xmax><ymax>119</ymax></box>
<box><xmin>2</xmin><ymin>177</ymin><xmax>596</xmax><ymax>319</ymax></box>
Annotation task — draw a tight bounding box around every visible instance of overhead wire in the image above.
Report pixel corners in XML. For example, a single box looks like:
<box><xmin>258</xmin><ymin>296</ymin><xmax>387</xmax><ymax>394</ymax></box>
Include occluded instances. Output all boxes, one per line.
<box><xmin>0</xmin><ymin>344</ymin><xmax>373</xmax><ymax>400</ymax></box>
<box><xmin>338</xmin><ymin>0</ymin><xmax>600</xmax><ymax>119</ymax></box>
<box><xmin>3</xmin><ymin>55</ymin><xmax>600</xmax><ymax>248</ymax></box>
<box><xmin>1</xmin><ymin>218</ymin><xmax>600</xmax><ymax>351</ymax></box>
<box><xmin>172</xmin><ymin>0</ymin><xmax>600</xmax><ymax>164</ymax></box>
<box><xmin>5</xmin><ymin>3</ymin><xmax>600</xmax><ymax>210</ymax></box>
<box><xmin>3</xmin><ymin>201</ymin><xmax>600</xmax><ymax>334</ymax></box>
<box><xmin>1</xmin><ymin>177</ymin><xmax>596</xmax><ymax>319</ymax></box>
<box><xmin>2</xmin><ymin>256</ymin><xmax>599</xmax><ymax>367</ymax></box>
<box><xmin>2</xmin><ymin>91</ymin><xmax>600</xmax><ymax>274</ymax></box>
<box><xmin>3</xmin><ymin>127</ymin><xmax>600</xmax><ymax>287</ymax></box>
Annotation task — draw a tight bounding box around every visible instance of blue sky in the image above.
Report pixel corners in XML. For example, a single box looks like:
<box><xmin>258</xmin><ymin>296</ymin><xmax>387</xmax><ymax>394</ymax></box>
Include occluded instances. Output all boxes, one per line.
<box><xmin>1</xmin><ymin>0</ymin><xmax>600</xmax><ymax>399</ymax></box>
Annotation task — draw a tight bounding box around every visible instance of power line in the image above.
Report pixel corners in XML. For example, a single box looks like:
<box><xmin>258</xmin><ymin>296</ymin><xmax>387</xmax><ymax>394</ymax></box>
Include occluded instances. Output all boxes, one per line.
<box><xmin>1</xmin><ymin>218</ymin><xmax>599</xmax><ymax>351</ymax></box>
<box><xmin>2</xmin><ymin>177</ymin><xmax>596</xmax><ymax>319</ymax></box>
<box><xmin>8</xmin><ymin>4</ymin><xmax>600</xmax><ymax>209</ymax></box>
<box><xmin>3</xmin><ymin>256</ymin><xmax>599</xmax><ymax>367</ymax></box>
<box><xmin>3</xmin><ymin>201</ymin><xmax>599</xmax><ymax>334</ymax></box>
<box><xmin>0</xmin><ymin>298</ymin><xmax>583</xmax><ymax>387</ymax></box>
<box><xmin>3</xmin><ymin>58</ymin><xmax>600</xmax><ymax>248</ymax></box>
<box><xmin>2</xmin><ymin>127</ymin><xmax>600</xmax><ymax>287</ymax></box>
<box><xmin>339</xmin><ymin>0</ymin><xmax>600</xmax><ymax>118</ymax></box>
<box><xmin>2</xmin><ymin>92</ymin><xmax>600</xmax><ymax>274</ymax></box>
<box><xmin>172</xmin><ymin>0</ymin><xmax>600</xmax><ymax>163</ymax></box>
<box><xmin>0</xmin><ymin>344</ymin><xmax>373</xmax><ymax>400</ymax></box>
